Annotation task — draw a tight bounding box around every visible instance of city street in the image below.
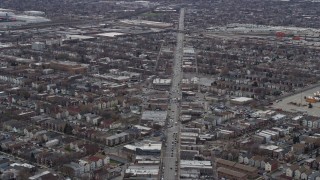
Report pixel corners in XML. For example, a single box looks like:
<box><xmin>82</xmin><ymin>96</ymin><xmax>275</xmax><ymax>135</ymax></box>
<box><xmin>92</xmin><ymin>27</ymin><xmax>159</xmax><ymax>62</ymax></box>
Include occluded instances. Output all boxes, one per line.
<box><xmin>161</xmin><ymin>8</ymin><xmax>185</xmax><ymax>180</ymax></box>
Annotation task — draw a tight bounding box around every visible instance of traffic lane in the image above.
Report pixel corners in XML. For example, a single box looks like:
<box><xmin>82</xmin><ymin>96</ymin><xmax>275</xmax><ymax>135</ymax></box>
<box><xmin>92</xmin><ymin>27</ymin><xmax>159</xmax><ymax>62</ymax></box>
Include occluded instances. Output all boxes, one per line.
<box><xmin>163</xmin><ymin>8</ymin><xmax>184</xmax><ymax>180</ymax></box>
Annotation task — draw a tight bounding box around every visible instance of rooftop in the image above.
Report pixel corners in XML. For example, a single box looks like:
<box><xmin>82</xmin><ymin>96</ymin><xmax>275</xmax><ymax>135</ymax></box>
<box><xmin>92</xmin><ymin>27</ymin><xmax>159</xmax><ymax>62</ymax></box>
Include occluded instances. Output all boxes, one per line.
<box><xmin>231</xmin><ymin>97</ymin><xmax>253</xmax><ymax>102</ymax></box>
<box><xmin>125</xmin><ymin>165</ymin><xmax>159</xmax><ymax>175</ymax></box>
<box><xmin>141</xmin><ymin>111</ymin><xmax>167</xmax><ymax>122</ymax></box>
<box><xmin>180</xmin><ymin>160</ymin><xmax>212</xmax><ymax>169</ymax></box>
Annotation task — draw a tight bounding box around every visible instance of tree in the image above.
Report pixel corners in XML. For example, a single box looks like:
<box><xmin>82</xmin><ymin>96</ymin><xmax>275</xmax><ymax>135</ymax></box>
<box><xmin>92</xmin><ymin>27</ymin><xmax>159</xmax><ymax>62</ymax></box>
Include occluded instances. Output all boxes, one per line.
<box><xmin>220</xmin><ymin>67</ymin><xmax>229</xmax><ymax>76</ymax></box>
<box><xmin>293</xmin><ymin>136</ymin><xmax>300</xmax><ymax>144</ymax></box>
<box><xmin>31</xmin><ymin>152</ymin><xmax>36</xmax><ymax>162</ymax></box>
<box><xmin>19</xmin><ymin>90</ymin><xmax>30</xmax><ymax>99</ymax></box>
<box><xmin>273</xmin><ymin>91</ymin><xmax>281</xmax><ymax>96</ymax></box>
<box><xmin>38</xmin><ymin>85</ymin><xmax>45</xmax><ymax>93</ymax></box>
<box><xmin>87</xmin><ymin>96</ymin><xmax>94</xmax><ymax>103</ymax></box>
<box><xmin>153</xmin><ymin>124</ymin><xmax>162</xmax><ymax>131</ymax></box>
<box><xmin>101</xmin><ymin>111</ymin><xmax>112</xmax><ymax>119</ymax></box>
<box><xmin>252</xmin><ymin>81</ymin><xmax>258</xmax><ymax>87</ymax></box>
<box><xmin>64</xmin><ymin>123</ymin><xmax>73</xmax><ymax>135</ymax></box>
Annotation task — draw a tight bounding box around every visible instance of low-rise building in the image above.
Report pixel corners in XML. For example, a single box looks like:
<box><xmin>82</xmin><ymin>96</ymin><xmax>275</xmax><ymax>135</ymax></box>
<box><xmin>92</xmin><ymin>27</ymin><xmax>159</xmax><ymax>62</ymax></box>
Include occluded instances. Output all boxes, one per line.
<box><xmin>106</xmin><ymin>132</ymin><xmax>129</xmax><ymax>146</ymax></box>
<box><xmin>180</xmin><ymin>160</ymin><xmax>213</xmax><ymax>175</ymax></box>
<box><xmin>217</xmin><ymin>167</ymin><xmax>248</xmax><ymax>179</ymax></box>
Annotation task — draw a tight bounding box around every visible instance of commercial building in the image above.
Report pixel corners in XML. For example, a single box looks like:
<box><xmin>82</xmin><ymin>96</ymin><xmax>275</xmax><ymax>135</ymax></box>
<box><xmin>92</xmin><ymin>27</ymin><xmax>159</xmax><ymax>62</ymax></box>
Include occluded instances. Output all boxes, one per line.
<box><xmin>141</xmin><ymin>111</ymin><xmax>167</xmax><ymax>126</ymax></box>
<box><xmin>32</xmin><ymin>42</ymin><xmax>45</xmax><ymax>51</ymax></box>
<box><xmin>216</xmin><ymin>158</ymin><xmax>258</xmax><ymax>179</ymax></box>
<box><xmin>123</xmin><ymin>143</ymin><xmax>162</xmax><ymax>156</ymax></box>
<box><xmin>152</xmin><ymin>78</ymin><xmax>172</xmax><ymax>90</ymax></box>
<box><xmin>217</xmin><ymin>167</ymin><xmax>248</xmax><ymax>179</ymax></box>
<box><xmin>124</xmin><ymin>165</ymin><xmax>159</xmax><ymax>179</ymax></box>
<box><xmin>50</xmin><ymin>61</ymin><xmax>88</xmax><ymax>74</ymax></box>
<box><xmin>180</xmin><ymin>160</ymin><xmax>213</xmax><ymax>175</ymax></box>
<box><xmin>230</xmin><ymin>97</ymin><xmax>253</xmax><ymax>105</ymax></box>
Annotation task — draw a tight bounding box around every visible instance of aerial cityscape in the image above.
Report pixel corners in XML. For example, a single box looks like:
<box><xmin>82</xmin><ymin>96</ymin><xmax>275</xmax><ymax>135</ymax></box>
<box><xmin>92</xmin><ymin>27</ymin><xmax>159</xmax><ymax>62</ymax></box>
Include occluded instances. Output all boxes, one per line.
<box><xmin>0</xmin><ymin>0</ymin><xmax>320</xmax><ymax>179</ymax></box>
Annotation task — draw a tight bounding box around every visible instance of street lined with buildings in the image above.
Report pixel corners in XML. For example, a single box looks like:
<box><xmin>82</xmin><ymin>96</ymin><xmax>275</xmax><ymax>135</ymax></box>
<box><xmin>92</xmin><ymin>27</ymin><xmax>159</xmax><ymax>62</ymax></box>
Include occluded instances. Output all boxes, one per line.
<box><xmin>161</xmin><ymin>7</ymin><xmax>185</xmax><ymax>180</ymax></box>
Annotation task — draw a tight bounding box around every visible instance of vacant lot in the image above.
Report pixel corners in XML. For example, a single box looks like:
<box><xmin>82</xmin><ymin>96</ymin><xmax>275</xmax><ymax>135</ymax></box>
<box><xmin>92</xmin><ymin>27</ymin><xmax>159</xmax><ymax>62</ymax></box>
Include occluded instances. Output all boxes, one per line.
<box><xmin>272</xmin><ymin>86</ymin><xmax>320</xmax><ymax>117</ymax></box>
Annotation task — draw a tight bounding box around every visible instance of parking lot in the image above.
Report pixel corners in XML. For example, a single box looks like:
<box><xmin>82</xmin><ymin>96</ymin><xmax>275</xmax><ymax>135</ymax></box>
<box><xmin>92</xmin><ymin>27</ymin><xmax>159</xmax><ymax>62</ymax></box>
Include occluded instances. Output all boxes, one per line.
<box><xmin>272</xmin><ymin>86</ymin><xmax>320</xmax><ymax>117</ymax></box>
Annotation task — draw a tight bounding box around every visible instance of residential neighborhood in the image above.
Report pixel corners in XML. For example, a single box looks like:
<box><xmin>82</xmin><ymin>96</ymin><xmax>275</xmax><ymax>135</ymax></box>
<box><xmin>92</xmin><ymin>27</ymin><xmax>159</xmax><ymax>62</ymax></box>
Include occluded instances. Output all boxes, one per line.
<box><xmin>0</xmin><ymin>0</ymin><xmax>320</xmax><ymax>179</ymax></box>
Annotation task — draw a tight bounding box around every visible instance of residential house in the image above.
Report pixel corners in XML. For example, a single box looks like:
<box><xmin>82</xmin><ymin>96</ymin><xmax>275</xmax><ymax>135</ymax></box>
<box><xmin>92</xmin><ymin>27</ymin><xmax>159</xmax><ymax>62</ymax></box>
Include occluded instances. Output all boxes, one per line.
<box><xmin>303</xmin><ymin>119</ymin><xmax>320</xmax><ymax>129</ymax></box>
<box><xmin>286</xmin><ymin>165</ymin><xmax>299</xmax><ymax>178</ymax></box>
<box><xmin>249</xmin><ymin>156</ymin><xmax>255</xmax><ymax>167</ymax></box>
<box><xmin>301</xmin><ymin>169</ymin><xmax>313</xmax><ymax>180</ymax></box>
<box><xmin>252</xmin><ymin>156</ymin><xmax>266</xmax><ymax>169</ymax></box>
<box><xmin>62</xmin><ymin>162</ymin><xmax>85</xmax><ymax>177</ymax></box>
<box><xmin>265</xmin><ymin>160</ymin><xmax>278</xmax><ymax>172</ymax></box>
<box><xmin>42</xmin><ymin>131</ymin><xmax>61</xmax><ymax>142</ymax></box>
<box><xmin>295</xmin><ymin>167</ymin><xmax>307</xmax><ymax>179</ymax></box>
<box><xmin>305</xmin><ymin>159</ymin><xmax>316</xmax><ymax>169</ymax></box>
<box><xmin>41</xmin><ymin>119</ymin><xmax>66</xmax><ymax>132</ymax></box>
<box><xmin>293</xmin><ymin>143</ymin><xmax>306</xmax><ymax>154</ymax></box>
<box><xmin>243</xmin><ymin>154</ymin><xmax>252</xmax><ymax>165</ymax></box>
<box><xmin>238</xmin><ymin>154</ymin><xmax>244</xmax><ymax>164</ymax></box>
<box><xmin>88</xmin><ymin>156</ymin><xmax>103</xmax><ymax>169</ymax></box>
<box><xmin>50</xmin><ymin>108</ymin><xmax>69</xmax><ymax>119</ymax></box>
<box><xmin>84</xmin><ymin>113</ymin><xmax>102</xmax><ymax>125</ymax></box>
<box><xmin>78</xmin><ymin>153</ymin><xmax>109</xmax><ymax>172</ymax></box>
<box><xmin>308</xmin><ymin>171</ymin><xmax>320</xmax><ymax>180</ymax></box>
<box><xmin>93</xmin><ymin>153</ymin><xmax>110</xmax><ymax>165</ymax></box>
<box><xmin>40</xmin><ymin>152</ymin><xmax>68</xmax><ymax>167</ymax></box>
<box><xmin>95</xmin><ymin>97</ymin><xmax>119</xmax><ymax>110</ymax></box>
<box><xmin>79</xmin><ymin>158</ymin><xmax>95</xmax><ymax>172</ymax></box>
<box><xmin>3</xmin><ymin>120</ymin><xmax>27</xmax><ymax>133</ymax></box>
<box><xmin>78</xmin><ymin>144</ymin><xmax>100</xmax><ymax>155</ymax></box>
<box><xmin>67</xmin><ymin>106</ymin><xmax>82</xmax><ymax>120</ymax></box>
<box><xmin>24</xmin><ymin>128</ymin><xmax>47</xmax><ymax>139</ymax></box>
<box><xmin>260</xmin><ymin>158</ymin><xmax>267</xmax><ymax>170</ymax></box>
<box><xmin>70</xmin><ymin>140</ymin><xmax>86</xmax><ymax>152</ymax></box>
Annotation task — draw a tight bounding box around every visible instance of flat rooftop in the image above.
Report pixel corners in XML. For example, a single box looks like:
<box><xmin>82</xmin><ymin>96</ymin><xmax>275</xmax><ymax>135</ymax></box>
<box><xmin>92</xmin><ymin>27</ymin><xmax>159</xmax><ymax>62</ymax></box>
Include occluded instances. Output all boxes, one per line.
<box><xmin>231</xmin><ymin>97</ymin><xmax>253</xmax><ymax>102</ymax></box>
<box><xmin>96</xmin><ymin>32</ymin><xmax>124</xmax><ymax>37</ymax></box>
<box><xmin>180</xmin><ymin>160</ymin><xmax>212</xmax><ymax>169</ymax></box>
<box><xmin>125</xmin><ymin>165</ymin><xmax>159</xmax><ymax>175</ymax></box>
<box><xmin>141</xmin><ymin>111</ymin><xmax>167</xmax><ymax>122</ymax></box>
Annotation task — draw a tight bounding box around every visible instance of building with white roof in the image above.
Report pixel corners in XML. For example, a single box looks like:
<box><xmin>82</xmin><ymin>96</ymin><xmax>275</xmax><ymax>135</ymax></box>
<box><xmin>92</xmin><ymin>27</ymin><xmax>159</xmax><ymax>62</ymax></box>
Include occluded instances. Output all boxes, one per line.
<box><xmin>272</xmin><ymin>114</ymin><xmax>286</xmax><ymax>121</ymax></box>
<box><xmin>96</xmin><ymin>32</ymin><xmax>124</xmax><ymax>37</ymax></box>
<box><xmin>230</xmin><ymin>97</ymin><xmax>253</xmax><ymax>105</ymax></box>
<box><xmin>125</xmin><ymin>165</ymin><xmax>159</xmax><ymax>178</ymax></box>
<box><xmin>141</xmin><ymin>111</ymin><xmax>167</xmax><ymax>126</ymax></box>
<box><xmin>180</xmin><ymin>160</ymin><xmax>213</xmax><ymax>175</ymax></box>
<box><xmin>123</xmin><ymin>143</ymin><xmax>162</xmax><ymax>156</ymax></box>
